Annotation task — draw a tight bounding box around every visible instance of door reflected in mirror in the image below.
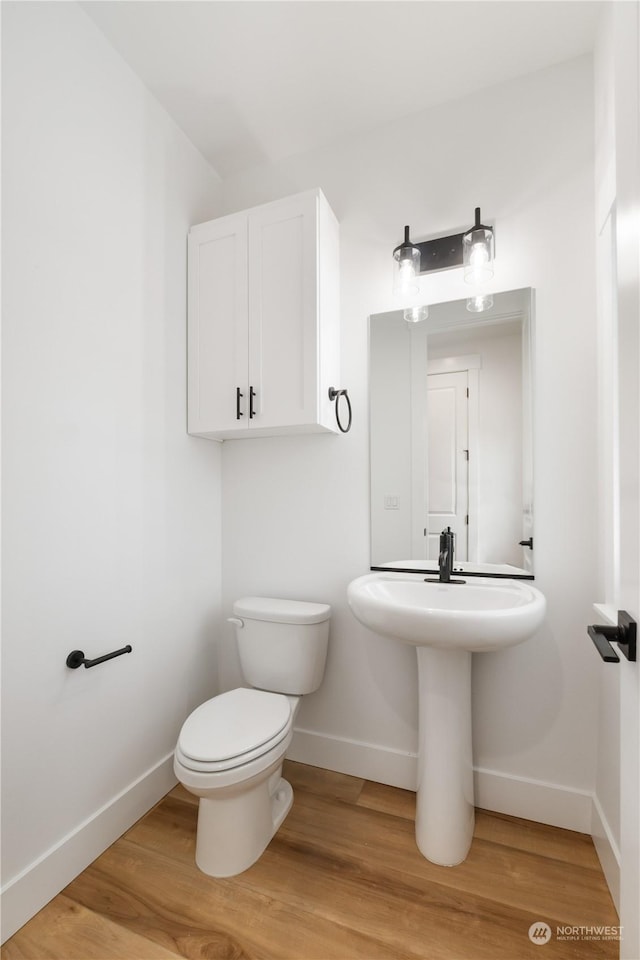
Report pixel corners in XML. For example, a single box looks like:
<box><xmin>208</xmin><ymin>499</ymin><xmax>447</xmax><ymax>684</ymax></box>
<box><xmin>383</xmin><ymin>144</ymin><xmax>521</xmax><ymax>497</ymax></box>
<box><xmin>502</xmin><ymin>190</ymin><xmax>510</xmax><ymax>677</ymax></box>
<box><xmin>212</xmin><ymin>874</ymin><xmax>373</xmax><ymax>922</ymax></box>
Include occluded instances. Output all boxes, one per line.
<box><xmin>369</xmin><ymin>288</ymin><xmax>534</xmax><ymax>579</ymax></box>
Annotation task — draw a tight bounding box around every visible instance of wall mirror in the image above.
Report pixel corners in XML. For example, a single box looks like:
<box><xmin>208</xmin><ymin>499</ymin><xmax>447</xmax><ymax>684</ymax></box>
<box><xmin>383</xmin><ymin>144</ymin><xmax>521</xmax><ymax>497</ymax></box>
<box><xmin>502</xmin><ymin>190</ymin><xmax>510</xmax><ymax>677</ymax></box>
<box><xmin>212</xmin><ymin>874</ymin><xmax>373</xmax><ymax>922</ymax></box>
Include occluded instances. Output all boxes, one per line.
<box><xmin>369</xmin><ymin>287</ymin><xmax>534</xmax><ymax>579</ymax></box>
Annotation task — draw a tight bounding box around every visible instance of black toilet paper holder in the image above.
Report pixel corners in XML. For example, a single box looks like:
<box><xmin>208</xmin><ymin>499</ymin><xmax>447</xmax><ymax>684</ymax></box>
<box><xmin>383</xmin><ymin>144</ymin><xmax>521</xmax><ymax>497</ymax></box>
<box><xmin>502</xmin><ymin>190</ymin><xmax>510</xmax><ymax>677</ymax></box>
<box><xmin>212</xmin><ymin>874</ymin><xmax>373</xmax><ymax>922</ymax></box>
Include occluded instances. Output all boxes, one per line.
<box><xmin>66</xmin><ymin>645</ymin><xmax>133</xmax><ymax>669</ymax></box>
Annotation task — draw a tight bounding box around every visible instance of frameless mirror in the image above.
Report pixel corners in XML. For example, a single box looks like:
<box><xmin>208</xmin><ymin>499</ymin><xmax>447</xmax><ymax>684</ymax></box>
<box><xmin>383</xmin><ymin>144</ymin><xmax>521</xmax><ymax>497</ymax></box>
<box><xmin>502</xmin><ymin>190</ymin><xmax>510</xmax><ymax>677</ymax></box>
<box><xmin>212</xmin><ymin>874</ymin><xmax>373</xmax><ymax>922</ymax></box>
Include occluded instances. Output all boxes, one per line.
<box><xmin>369</xmin><ymin>288</ymin><xmax>534</xmax><ymax>579</ymax></box>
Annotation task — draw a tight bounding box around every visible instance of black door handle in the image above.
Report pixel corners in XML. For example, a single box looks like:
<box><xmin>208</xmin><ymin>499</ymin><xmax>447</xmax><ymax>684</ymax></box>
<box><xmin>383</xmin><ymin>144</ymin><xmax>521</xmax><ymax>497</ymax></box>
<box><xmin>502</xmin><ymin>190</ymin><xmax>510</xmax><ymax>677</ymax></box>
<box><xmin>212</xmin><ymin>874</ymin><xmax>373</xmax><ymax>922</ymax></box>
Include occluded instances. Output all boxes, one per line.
<box><xmin>236</xmin><ymin>387</ymin><xmax>243</xmax><ymax>420</ymax></box>
<box><xmin>587</xmin><ymin>626</ymin><xmax>620</xmax><ymax>662</ymax></box>
<box><xmin>249</xmin><ymin>386</ymin><xmax>256</xmax><ymax>419</ymax></box>
<box><xmin>588</xmin><ymin>612</ymin><xmax>636</xmax><ymax>663</ymax></box>
<box><xmin>519</xmin><ymin>538</ymin><xmax>534</xmax><ymax>550</ymax></box>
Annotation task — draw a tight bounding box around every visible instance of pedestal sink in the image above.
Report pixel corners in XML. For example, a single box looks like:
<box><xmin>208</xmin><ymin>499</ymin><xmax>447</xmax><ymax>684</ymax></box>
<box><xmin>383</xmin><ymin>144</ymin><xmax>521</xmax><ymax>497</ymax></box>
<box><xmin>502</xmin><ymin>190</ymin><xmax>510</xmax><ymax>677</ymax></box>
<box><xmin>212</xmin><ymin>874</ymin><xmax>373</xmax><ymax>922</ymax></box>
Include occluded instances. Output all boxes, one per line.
<box><xmin>347</xmin><ymin>573</ymin><xmax>546</xmax><ymax>866</ymax></box>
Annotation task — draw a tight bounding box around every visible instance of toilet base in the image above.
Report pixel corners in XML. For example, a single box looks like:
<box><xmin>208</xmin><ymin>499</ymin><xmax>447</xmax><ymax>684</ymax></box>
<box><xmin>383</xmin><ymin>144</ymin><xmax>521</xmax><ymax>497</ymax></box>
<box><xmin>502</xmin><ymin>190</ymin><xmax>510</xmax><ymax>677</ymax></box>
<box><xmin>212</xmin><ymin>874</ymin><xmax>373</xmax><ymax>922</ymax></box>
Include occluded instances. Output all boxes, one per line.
<box><xmin>195</xmin><ymin>768</ymin><xmax>293</xmax><ymax>878</ymax></box>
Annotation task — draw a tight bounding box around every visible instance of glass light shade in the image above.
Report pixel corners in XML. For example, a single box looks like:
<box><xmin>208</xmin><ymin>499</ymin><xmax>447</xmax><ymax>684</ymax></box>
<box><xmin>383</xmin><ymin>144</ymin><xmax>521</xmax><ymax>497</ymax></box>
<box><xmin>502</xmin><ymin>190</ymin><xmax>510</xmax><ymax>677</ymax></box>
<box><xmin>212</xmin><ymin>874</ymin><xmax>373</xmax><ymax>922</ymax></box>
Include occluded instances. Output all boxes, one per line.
<box><xmin>466</xmin><ymin>293</ymin><xmax>494</xmax><ymax>313</ymax></box>
<box><xmin>404</xmin><ymin>304</ymin><xmax>429</xmax><ymax>323</ymax></box>
<box><xmin>463</xmin><ymin>227</ymin><xmax>494</xmax><ymax>284</ymax></box>
<box><xmin>393</xmin><ymin>245</ymin><xmax>420</xmax><ymax>298</ymax></box>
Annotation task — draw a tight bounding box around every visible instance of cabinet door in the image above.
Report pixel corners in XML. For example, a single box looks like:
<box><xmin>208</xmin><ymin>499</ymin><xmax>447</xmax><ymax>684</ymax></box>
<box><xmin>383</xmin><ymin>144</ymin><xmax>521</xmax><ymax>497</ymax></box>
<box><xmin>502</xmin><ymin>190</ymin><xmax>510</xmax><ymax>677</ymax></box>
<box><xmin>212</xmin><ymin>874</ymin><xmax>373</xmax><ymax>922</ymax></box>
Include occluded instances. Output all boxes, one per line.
<box><xmin>188</xmin><ymin>212</ymin><xmax>248</xmax><ymax>436</ymax></box>
<box><xmin>247</xmin><ymin>192</ymin><xmax>318</xmax><ymax>429</ymax></box>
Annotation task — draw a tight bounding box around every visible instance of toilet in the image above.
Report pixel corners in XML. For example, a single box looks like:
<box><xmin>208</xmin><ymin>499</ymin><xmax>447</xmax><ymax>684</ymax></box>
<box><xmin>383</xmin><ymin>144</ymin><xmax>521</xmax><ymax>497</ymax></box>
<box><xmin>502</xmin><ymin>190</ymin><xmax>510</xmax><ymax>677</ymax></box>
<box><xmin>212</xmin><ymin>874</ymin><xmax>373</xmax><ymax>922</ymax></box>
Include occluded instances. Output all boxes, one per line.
<box><xmin>174</xmin><ymin>596</ymin><xmax>330</xmax><ymax>878</ymax></box>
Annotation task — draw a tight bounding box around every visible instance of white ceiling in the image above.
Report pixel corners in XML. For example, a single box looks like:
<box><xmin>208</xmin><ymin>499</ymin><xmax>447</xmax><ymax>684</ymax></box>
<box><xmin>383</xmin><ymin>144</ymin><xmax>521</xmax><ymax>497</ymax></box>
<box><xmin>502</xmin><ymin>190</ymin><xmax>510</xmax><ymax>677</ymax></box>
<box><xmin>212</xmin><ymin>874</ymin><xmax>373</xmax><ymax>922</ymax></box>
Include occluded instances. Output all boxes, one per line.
<box><xmin>83</xmin><ymin>1</ymin><xmax>602</xmax><ymax>179</ymax></box>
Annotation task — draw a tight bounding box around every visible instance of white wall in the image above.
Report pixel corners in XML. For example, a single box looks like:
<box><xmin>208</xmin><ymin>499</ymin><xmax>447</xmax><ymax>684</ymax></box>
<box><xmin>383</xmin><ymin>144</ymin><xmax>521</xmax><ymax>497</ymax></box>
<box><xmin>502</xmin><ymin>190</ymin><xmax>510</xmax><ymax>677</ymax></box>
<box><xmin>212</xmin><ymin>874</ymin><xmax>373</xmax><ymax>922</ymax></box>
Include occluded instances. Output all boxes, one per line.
<box><xmin>1</xmin><ymin>2</ymin><xmax>222</xmax><ymax>939</ymax></box>
<box><xmin>218</xmin><ymin>56</ymin><xmax>600</xmax><ymax>827</ymax></box>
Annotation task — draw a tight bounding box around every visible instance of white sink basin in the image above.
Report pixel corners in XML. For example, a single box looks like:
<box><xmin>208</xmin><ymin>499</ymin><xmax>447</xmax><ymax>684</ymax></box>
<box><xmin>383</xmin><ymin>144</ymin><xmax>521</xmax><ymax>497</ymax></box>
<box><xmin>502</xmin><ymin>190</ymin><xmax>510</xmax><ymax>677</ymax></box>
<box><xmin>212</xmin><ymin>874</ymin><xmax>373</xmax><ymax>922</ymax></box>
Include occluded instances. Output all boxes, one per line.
<box><xmin>348</xmin><ymin>573</ymin><xmax>546</xmax><ymax>651</ymax></box>
<box><xmin>347</xmin><ymin>571</ymin><xmax>546</xmax><ymax>867</ymax></box>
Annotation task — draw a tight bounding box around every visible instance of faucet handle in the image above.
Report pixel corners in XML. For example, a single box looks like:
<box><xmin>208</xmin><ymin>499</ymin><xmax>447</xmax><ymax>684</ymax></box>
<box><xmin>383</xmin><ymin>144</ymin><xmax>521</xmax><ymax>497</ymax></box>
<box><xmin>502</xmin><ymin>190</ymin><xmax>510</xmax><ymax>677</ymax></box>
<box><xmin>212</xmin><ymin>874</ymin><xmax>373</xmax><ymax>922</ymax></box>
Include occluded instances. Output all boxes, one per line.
<box><xmin>440</xmin><ymin>526</ymin><xmax>455</xmax><ymax>553</ymax></box>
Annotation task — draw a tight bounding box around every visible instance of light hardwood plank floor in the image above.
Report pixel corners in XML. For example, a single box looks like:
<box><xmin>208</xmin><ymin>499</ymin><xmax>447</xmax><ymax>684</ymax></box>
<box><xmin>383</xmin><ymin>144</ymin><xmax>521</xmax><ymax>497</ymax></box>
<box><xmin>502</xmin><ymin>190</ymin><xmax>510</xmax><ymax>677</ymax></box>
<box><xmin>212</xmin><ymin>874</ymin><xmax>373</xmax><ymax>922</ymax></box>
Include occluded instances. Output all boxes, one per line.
<box><xmin>3</xmin><ymin>761</ymin><xmax>619</xmax><ymax>960</ymax></box>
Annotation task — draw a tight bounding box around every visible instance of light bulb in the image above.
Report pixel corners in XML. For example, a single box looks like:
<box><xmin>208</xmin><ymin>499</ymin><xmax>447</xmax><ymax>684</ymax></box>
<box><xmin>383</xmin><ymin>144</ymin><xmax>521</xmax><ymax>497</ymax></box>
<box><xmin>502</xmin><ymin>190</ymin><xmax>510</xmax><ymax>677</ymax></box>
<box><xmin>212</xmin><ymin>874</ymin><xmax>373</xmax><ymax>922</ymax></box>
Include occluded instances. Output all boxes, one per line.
<box><xmin>466</xmin><ymin>293</ymin><xmax>494</xmax><ymax>313</ymax></box>
<box><xmin>393</xmin><ymin>226</ymin><xmax>421</xmax><ymax>298</ymax></box>
<box><xmin>404</xmin><ymin>304</ymin><xmax>428</xmax><ymax>323</ymax></box>
<box><xmin>393</xmin><ymin>250</ymin><xmax>420</xmax><ymax>298</ymax></box>
<box><xmin>463</xmin><ymin>209</ymin><xmax>494</xmax><ymax>285</ymax></box>
<box><xmin>470</xmin><ymin>241</ymin><xmax>489</xmax><ymax>269</ymax></box>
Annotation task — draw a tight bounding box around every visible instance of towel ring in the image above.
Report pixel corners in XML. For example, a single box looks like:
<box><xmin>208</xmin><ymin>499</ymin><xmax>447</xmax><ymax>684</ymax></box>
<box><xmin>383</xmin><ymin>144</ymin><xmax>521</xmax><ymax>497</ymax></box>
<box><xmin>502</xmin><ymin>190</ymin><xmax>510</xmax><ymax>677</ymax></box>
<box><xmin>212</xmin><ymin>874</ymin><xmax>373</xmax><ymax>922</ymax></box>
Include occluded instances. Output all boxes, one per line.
<box><xmin>328</xmin><ymin>387</ymin><xmax>352</xmax><ymax>433</ymax></box>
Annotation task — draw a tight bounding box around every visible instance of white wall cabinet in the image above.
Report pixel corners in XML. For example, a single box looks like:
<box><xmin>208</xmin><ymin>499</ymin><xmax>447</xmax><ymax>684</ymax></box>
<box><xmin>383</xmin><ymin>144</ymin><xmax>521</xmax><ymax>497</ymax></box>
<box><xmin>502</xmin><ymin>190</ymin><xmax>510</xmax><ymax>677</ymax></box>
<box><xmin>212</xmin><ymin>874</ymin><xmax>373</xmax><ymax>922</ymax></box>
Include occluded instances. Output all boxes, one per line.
<box><xmin>188</xmin><ymin>188</ymin><xmax>340</xmax><ymax>439</ymax></box>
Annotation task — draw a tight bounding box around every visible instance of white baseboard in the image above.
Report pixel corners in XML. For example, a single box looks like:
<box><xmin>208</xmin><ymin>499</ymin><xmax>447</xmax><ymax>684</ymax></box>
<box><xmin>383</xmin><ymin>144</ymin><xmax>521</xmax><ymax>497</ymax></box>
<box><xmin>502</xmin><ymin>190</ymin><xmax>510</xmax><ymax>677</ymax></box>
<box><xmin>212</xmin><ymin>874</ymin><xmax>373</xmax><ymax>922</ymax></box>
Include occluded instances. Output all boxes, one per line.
<box><xmin>591</xmin><ymin>793</ymin><xmax>621</xmax><ymax>913</ymax></box>
<box><xmin>473</xmin><ymin>766</ymin><xmax>593</xmax><ymax>833</ymax></box>
<box><xmin>1</xmin><ymin>753</ymin><xmax>177</xmax><ymax>944</ymax></box>
<box><xmin>288</xmin><ymin>727</ymin><xmax>418</xmax><ymax>789</ymax></box>
<box><xmin>289</xmin><ymin>728</ymin><xmax>593</xmax><ymax>833</ymax></box>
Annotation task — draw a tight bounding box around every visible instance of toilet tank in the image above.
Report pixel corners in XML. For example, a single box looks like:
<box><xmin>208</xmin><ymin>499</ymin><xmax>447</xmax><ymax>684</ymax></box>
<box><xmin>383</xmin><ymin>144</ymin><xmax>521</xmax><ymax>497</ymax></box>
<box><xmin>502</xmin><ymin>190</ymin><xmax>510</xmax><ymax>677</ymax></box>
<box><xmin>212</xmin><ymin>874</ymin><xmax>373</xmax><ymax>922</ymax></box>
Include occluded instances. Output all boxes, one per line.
<box><xmin>231</xmin><ymin>597</ymin><xmax>330</xmax><ymax>695</ymax></box>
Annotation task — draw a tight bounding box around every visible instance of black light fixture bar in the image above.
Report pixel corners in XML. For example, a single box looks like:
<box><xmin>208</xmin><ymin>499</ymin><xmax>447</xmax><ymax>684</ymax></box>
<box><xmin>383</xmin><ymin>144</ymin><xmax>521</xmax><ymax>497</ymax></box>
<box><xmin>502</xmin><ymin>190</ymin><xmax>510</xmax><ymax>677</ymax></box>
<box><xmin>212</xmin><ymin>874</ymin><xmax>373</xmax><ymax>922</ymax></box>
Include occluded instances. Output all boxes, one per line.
<box><xmin>393</xmin><ymin>208</ymin><xmax>494</xmax><ymax>299</ymax></box>
<box><xmin>414</xmin><ymin>233</ymin><xmax>465</xmax><ymax>274</ymax></box>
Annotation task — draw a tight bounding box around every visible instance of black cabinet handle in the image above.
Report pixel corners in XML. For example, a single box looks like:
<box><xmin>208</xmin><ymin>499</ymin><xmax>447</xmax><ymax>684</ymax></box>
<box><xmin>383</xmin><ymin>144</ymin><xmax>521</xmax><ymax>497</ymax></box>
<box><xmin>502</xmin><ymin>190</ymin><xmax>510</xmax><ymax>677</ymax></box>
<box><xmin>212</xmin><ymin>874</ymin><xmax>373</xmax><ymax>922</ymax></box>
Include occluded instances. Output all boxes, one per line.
<box><xmin>519</xmin><ymin>538</ymin><xmax>534</xmax><ymax>550</ymax></box>
<box><xmin>236</xmin><ymin>387</ymin><xmax>243</xmax><ymax>420</ymax></box>
<box><xmin>249</xmin><ymin>386</ymin><xmax>256</xmax><ymax>419</ymax></box>
<box><xmin>66</xmin><ymin>645</ymin><xmax>132</xmax><ymax>669</ymax></box>
<box><xmin>588</xmin><ymin>612</ymin><xmax>636</xmax><ymax>663</ymax></box>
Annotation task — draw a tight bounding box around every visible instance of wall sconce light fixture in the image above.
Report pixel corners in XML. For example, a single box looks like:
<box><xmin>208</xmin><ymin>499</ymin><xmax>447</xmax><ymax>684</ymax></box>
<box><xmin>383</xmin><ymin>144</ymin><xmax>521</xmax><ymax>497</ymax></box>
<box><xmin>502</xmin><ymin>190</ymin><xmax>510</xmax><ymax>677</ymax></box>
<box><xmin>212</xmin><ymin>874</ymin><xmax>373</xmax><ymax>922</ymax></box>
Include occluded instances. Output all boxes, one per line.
<box><xmin>462</xmin><ymin>208</ymin><xmax>494</xmax><ymax>284</ymax></box>
<box><xmin>462</xmin><ymin>207</ymin><xmax>494</xmax><ymax>313</ymax></box>
<box><xmin>392</xmin><ymin>226</ymin><xmax>421</xmax><ymax>298</ymax></box>
<box><xmin>392</xmin><ymin>207</ymin><xmax>495</xmax><ymax>314</ymax></box>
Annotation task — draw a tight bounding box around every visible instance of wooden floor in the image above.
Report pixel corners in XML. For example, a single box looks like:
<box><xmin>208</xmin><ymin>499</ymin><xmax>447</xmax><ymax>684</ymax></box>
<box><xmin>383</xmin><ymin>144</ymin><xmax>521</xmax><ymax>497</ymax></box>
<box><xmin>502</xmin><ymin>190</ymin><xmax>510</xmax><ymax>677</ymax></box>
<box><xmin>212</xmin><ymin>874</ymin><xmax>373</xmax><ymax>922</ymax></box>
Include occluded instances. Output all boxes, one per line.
<box><xmin>4</xmin><ymin>761</ymin><xmax>619</xmax><ymax>960</ymax></box>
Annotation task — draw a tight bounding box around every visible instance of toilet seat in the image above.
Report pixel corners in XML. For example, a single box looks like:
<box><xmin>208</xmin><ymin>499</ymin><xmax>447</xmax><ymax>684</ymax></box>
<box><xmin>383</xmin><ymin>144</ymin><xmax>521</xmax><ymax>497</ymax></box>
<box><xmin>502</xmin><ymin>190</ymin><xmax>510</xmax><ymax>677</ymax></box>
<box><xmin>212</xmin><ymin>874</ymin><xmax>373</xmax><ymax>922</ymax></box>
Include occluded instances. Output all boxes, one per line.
<box><xmin>177</xmin><ymin>687</ymin><xmax>292</xmax><ymax>773</ymax></box>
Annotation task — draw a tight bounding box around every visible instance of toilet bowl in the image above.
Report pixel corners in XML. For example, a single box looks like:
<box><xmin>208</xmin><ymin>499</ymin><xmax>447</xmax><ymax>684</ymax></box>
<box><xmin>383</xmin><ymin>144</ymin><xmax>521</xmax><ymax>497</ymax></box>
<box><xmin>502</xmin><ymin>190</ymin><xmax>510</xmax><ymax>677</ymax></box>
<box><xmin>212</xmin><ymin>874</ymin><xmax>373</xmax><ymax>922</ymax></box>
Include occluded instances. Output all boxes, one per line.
<box><xmin>174</xmin><ymin>597</ymin><xmax>330</xmax><ymax>877</ymax></box>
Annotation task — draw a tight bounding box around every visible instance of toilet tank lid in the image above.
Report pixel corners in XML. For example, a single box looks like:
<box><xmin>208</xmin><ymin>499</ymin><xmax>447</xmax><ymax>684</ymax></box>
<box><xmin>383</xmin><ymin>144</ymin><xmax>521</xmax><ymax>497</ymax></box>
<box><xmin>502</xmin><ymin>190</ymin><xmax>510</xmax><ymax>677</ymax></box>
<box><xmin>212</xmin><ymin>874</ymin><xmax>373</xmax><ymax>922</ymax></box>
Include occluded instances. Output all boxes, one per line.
<box><xmin>233</xmin><ymin>597</ymin><xmax>331</xmax><ymax>624</ymax></box>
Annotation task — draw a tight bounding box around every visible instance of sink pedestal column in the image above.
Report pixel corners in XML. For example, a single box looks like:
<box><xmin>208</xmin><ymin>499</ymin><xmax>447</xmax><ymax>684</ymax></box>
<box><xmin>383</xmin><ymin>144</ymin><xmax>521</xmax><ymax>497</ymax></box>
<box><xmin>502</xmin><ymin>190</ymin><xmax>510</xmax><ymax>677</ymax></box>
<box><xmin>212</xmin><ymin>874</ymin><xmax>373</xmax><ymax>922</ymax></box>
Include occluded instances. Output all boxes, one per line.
<box><xmin>415</xmin><ymin>646</ymin><xmax>474</xmax><ymax>865</ymax></box>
